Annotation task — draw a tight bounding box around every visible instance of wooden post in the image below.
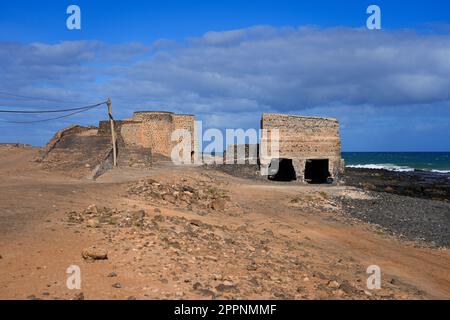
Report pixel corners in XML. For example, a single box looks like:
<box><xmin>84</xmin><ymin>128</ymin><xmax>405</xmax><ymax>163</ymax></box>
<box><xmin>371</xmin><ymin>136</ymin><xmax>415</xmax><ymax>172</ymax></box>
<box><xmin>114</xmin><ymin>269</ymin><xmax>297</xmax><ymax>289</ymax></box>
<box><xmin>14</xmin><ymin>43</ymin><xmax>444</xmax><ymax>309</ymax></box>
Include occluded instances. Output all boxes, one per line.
<box><xmin>107</xmin><ymin>97</ymin><xmax>117</xmax><ymax>167</ymax></box>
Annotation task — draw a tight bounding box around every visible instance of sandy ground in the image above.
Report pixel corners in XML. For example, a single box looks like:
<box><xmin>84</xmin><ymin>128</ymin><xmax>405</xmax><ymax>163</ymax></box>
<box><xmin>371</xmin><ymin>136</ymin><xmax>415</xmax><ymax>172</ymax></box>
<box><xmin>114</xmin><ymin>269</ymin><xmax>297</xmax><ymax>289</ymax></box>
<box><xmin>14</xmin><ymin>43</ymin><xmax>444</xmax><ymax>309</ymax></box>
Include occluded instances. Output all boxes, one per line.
<box><xmin>0</xmin><ymin>145</ymin><xmax>449</xmax><ymax>300</ymax></box>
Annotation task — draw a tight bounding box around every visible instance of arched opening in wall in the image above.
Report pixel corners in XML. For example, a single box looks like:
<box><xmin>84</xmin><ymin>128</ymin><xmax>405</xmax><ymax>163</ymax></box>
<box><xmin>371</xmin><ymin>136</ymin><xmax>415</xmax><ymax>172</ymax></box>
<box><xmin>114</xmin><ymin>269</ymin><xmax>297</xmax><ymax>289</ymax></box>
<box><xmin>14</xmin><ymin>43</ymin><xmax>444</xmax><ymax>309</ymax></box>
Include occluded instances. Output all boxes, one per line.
<box><xmin>304</xmin><ymin>159</ymin><xmax>331</xmax><ymax>184</ymax></box>
<box><xmin>268</xmin><ymin>158</ymin><xmax>297</xmax><ymax>182</ymax></box>
<box><xmin>191</xmin><ymin>151</ymin><xmax>195</xmax><ymax>163</ymax></box>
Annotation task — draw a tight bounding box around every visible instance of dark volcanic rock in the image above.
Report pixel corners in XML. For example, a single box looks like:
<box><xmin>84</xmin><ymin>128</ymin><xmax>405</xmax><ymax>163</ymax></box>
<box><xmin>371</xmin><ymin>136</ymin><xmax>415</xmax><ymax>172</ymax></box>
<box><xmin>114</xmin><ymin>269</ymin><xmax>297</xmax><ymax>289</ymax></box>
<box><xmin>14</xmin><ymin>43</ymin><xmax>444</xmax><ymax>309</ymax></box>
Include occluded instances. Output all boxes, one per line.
<box><xmin>205</xmin><ymin>164</ymin><xmax>264</xmax><ymax>180</ymax></box>
<box><xmin>340</xmin><ymin>191</ymin><xmax>450</xmax><ymax>247</ymax></box>
<box><xmin>345</xmin><ymin>168</ymin><xmax>450</xmax><ymax>202</ymax></box>
<box><xmin>340</xmin><ymin>168</ymin><xmax>450</xmax><ymax>247</ymax></box>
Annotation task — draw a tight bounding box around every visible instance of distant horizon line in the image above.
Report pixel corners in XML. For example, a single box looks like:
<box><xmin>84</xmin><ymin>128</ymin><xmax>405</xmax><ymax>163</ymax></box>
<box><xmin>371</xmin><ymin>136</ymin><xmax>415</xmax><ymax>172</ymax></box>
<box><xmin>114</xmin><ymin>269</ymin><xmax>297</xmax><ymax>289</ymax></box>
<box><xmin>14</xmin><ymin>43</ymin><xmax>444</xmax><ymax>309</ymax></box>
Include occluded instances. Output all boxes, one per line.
<box><xmin>341</xmin><ymin>151</ymin><xmax>450</xmax><ymax>153</ymax></box>
<box><xmin>202</xmin><ymin>150</ymin><xmax>450</xmax><ymax>154</ymax></box>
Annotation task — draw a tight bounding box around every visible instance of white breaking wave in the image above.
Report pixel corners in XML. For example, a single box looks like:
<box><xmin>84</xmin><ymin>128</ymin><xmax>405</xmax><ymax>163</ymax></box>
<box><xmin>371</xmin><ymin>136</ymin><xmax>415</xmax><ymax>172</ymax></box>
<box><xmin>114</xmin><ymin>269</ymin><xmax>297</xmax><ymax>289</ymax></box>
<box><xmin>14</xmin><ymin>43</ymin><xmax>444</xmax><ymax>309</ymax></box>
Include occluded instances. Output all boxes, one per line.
<box><xmin>431</xmin><ymin>169</ymin><xmax>450</xmax><ymax>174</ymax></box>
<box><xmin>346</xmin><ymin>164</ymin><xmax>450</xmax><ymax>174</ymax></box>
<box><xmin>346</xmin><ymin>164</ymin><xmax>415</xmax><ymax>172</ymax></box>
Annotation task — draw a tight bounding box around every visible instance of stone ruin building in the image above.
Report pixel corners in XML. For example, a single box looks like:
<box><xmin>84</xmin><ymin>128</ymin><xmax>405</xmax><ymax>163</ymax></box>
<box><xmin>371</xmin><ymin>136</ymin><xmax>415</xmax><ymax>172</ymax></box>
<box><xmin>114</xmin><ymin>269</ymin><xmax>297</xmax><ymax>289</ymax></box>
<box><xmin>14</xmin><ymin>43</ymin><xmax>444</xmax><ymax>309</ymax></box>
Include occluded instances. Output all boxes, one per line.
<box><xmin>39</xmin><ymin>108</ymin><xmax>343</xmax><ymax>183</ymax></box>
<box><xmin>261</xmin><ymin>113</ymin><xmax>344</xmax><ymax>183</ymax></box>
<box><xmin>226</xmin><ymin>113</ymin><xmax>344</xmax><ymax>184</ymax></box>
<box><xmin>38</xmin><ymin>111</ymin><xmax>197</xmax><ymax>179</ymax></box>
<box><xmin>99</xmin><ymin>111</ymin><xmax>198</xmax><ymax>160</ymax></box>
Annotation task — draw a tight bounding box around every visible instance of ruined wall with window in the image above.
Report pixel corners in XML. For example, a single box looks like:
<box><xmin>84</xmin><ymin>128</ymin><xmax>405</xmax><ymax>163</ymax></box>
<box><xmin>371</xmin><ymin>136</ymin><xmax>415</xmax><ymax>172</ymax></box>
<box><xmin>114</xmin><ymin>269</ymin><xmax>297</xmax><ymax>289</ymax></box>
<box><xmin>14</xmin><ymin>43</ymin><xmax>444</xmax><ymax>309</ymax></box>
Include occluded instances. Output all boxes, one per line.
<box><xmin>172</xmin><ymin>114</ymin><xmax>198</xmax><ymax>162</ymax></box>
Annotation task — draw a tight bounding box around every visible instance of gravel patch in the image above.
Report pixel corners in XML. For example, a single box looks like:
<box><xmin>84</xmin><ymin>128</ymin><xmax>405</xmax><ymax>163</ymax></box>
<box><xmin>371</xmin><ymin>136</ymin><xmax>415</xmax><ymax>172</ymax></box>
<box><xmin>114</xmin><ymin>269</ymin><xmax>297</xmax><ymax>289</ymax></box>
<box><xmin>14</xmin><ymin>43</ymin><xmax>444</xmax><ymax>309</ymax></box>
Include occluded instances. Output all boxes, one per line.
<box><xmin>340</xmin><ymin>191</ymin><xmax>450</xmax><ymax>247</ymax></box>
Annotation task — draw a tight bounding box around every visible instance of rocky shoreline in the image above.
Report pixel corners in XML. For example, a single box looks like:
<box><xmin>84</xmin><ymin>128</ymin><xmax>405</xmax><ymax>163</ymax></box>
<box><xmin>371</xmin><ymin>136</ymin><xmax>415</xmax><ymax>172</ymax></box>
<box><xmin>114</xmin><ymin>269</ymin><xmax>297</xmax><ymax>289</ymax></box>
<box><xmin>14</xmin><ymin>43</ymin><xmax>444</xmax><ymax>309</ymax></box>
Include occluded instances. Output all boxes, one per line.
<box><xmin>344</xmin><ymin>167</ymin><xmax>450</xmax><ymax>202</ymax></box>
<box><xmin>342</xmin><ymin>168</ymin><xmax>450</xmax><ymax>248</ymax></box>
<box><xmin>211</xmin><ymin>165</ymin><xmax>450</xmax><ymax>247</ymax></box>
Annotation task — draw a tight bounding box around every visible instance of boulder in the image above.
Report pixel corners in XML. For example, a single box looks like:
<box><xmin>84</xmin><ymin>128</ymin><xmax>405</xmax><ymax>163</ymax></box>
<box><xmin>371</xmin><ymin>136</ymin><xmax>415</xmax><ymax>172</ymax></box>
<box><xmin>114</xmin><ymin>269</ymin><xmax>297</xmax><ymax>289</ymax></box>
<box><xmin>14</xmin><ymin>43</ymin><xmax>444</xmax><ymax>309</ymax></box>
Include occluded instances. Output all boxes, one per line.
<box><xmin>82</xmin><ymin>247</ymin><xmax>108</xmax><ymax>260</ymax></box>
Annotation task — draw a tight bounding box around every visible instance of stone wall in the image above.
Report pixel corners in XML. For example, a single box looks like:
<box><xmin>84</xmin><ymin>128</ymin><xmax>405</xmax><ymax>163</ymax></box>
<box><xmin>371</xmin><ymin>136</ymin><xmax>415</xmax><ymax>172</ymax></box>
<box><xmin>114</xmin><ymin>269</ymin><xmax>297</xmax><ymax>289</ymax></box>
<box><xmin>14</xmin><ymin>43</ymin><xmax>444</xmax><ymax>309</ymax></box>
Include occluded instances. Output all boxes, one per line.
<box><xmin>261</xmin><ymin>113</ymin><xmax>344</xmax><ymax>182</ymax></box>
<box><xmin>98</xmin><ymin>111</ymin><xmax>197</xmax><ymax>160</ymax></box>
<box><xmin>173</xmin><ymin>114</ymin><xmax>198</xmax><ymax>161</ymax></box>
<box><xmin>134</xmin><ymin>112</ymin><xmax>173</xmax><ymax>156</ymax></box>
<box><xmin>224</xmin><ymin>144</ymin><xmax>259</xmax><ymax>164</ymax></box>
<box><xmin>120</xmin><ymin>121</ymin><xmax>143</xmax><ymax>146</ymax></box>
<box><xmin>98</xmin><ymin>120</ymin><xmax>142</xmax><ymax>146</ymax></box>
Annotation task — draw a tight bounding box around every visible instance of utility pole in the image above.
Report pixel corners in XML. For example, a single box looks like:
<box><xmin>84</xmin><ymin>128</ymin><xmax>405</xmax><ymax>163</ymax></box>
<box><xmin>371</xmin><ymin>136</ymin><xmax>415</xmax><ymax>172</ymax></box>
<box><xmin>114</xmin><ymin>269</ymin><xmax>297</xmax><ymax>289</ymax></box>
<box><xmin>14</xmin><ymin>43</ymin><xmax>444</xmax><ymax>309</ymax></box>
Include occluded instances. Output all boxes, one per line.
<box><xmin>107</xmin><ymin>97</ymin><xmax>117</xmax><ymax>167</ymax></box>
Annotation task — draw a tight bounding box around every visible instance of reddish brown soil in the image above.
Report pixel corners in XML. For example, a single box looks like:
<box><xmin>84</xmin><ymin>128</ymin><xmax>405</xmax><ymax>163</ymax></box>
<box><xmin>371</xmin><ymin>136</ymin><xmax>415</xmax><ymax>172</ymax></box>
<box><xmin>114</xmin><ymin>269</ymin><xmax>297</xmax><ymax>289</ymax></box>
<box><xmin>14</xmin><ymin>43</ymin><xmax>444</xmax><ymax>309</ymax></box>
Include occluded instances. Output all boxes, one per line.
<box><xmin>0</xmin><ymin>145</ymin><xmax>449</xmax><ymax>300</ymax></box>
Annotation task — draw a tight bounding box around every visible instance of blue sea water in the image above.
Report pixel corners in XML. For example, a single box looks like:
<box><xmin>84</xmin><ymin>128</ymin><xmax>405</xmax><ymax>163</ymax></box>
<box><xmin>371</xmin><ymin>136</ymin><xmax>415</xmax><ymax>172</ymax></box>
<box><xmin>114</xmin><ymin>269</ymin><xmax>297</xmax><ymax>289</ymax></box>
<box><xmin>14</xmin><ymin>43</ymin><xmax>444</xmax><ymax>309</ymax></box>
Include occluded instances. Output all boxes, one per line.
<box><xmin>342</xmin><ymin>152</ymin><xmax>450</xmax><ymax>173</ymax></box>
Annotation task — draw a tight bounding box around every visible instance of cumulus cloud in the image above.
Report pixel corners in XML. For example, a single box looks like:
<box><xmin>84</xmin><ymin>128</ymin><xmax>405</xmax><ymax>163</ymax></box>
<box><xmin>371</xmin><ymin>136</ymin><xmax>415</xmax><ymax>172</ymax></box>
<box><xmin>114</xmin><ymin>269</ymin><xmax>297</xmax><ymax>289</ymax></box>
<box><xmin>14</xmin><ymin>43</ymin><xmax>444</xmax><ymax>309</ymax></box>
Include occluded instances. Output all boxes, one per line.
<box><xmin>0</xmin><ymin>25</ymin><xmax>449</xmax><ymax>149</ymax></box>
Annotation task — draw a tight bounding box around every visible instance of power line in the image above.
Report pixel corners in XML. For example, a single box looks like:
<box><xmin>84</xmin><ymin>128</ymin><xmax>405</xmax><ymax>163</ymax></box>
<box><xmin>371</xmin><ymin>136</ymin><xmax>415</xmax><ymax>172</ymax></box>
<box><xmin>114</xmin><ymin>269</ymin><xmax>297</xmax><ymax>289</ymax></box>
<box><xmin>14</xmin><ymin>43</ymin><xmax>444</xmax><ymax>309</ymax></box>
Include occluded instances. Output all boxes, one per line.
<box><xmin>0</xmin><ymin>102</ymin><xmax>106</xmax><ymax>124</ymax></box>
<box><xmin>0</xmin><ymin>101</ymin><xmax>106</xmax><ymax>114</ymax></box>
<box><xmin>0</xmin><ymin>89</ymin><xmax>108</xmax><ymax>124</ymax></box>
<box><xmin>0</xmin><ymin>101</ymin><xmax>107</xmax><ymax>114</ymax></box>
<box><xmin>0</xmin><ymin>91</ymin><xmax>76</xmax><ymax>104</ymax></box>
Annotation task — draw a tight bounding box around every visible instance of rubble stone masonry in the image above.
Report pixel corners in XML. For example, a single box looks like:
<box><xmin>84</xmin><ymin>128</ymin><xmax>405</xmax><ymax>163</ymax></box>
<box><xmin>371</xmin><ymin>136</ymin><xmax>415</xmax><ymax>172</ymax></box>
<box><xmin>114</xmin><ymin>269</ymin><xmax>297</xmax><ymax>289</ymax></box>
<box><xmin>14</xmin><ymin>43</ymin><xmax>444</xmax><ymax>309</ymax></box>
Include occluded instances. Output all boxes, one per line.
<box><xmin>115</xmin><ymin>111</ymin><xmax>198</xmax><ymax>160</ymax></box>
<box><xmin>261</xmin><ymin>113</ymin><xmax>344</xmax><ymax>182</ymax></box>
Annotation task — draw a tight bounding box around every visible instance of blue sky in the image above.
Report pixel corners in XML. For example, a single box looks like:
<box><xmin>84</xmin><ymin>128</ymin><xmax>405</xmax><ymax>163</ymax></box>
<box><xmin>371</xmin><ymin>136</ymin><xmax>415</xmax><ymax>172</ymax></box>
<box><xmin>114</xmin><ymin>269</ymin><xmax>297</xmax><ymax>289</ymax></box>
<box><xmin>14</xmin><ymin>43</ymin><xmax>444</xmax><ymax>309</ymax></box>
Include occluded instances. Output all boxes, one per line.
<box><xmin>0</xmin><ymin>0</ymin><xmax>449</xmax><ymax>151</ymax></box>
<box><xmin>2</xmin><ymin>0</ymin><xmax>450</xmax><ymax>42</ymax></box>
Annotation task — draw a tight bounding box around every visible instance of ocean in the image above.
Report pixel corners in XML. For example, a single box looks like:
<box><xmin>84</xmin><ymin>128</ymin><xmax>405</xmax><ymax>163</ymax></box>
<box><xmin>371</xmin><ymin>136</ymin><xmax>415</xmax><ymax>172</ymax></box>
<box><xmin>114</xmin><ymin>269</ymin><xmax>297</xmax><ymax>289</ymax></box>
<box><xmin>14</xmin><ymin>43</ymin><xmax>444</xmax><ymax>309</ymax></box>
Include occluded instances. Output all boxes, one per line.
<box><xmin>343</xmin><ymin>152</ymin><xmax>450</xmax><ymax>173</ymax></box>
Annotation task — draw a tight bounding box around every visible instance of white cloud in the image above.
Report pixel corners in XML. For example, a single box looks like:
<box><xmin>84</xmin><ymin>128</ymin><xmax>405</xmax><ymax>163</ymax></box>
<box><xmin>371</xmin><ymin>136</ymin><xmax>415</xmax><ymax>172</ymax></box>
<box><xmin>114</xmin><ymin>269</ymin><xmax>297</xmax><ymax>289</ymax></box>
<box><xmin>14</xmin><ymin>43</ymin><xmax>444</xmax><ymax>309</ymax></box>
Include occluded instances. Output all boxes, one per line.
<box><xmin>0</xmin><ymin>26</ymin><xmax>449</xmax><ymax>149</ymax></box>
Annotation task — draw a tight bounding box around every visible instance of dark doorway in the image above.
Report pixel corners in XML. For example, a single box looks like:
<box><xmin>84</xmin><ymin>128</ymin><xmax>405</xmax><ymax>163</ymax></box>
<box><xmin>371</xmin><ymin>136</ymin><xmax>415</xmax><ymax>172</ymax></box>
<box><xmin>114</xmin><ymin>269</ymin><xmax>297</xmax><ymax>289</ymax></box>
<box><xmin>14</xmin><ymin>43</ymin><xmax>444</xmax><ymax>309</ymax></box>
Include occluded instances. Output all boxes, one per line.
<box><xmin>268</xmin><ymin>158</ymin><xmax>297</xmax><ymax>182</ymax></box>
<box><xmin>304</xmin><ymin>159</ymin><xmax>330</xmax><ymax>184</ymax></box>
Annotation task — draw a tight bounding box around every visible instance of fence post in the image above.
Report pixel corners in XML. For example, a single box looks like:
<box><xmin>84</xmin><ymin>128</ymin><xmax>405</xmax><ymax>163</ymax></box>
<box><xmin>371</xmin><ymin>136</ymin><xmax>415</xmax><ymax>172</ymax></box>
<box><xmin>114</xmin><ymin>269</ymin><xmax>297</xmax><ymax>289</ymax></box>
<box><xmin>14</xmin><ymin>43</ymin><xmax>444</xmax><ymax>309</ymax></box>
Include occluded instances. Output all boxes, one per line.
<box><xmin>107</xmin><ymin>97</ymin><xmax>117</xmax><ymax>167</ymax></box>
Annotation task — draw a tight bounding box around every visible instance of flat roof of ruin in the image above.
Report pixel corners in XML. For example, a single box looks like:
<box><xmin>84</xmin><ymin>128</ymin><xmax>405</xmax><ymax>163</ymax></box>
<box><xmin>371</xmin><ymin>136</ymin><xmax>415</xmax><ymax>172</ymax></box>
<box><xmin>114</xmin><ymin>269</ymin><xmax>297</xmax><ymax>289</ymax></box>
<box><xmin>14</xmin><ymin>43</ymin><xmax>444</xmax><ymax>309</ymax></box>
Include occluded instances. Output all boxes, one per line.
<box><xmin>262</xmin><ymin>113</ymin><xmax>338</xmax><ymax>122</ymax></box>
<box><xmin>134</xmin><ymin>111</ymin><xmax>174</xmax><ymax>114</ymax></box>
<box><xmin>133</xmin><ymin>111</ymin><xmax>195</xmax><ymax>117</ymax></box>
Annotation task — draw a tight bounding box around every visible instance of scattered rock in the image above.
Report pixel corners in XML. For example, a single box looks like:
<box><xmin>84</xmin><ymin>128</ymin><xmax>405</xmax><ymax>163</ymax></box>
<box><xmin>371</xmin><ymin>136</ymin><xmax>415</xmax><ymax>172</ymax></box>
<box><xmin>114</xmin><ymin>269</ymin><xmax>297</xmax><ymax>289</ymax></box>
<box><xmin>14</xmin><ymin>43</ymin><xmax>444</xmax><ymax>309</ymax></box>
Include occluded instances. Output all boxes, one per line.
<box><xmin>211</xmin><ymin>198</ymin><xmax>226</xmax><ymax>211</ymax></box>
<box><xmin>73</xmin><ymin>292</ymin><xmax>85</xmax><ymax>300</ymax></box>
<box><xmin>296</xmin><ymin>286</ymin><xmax>305</xmax><ymax>293</ymax></box>
<box><xmin>162</xmin><ymin>194</ymin><xmax>176</xmax><ymax>203</ymax></box>
<box><xmin>272</xmin><ymin>289</ymin><xmax>292</xmax><ymax>299</ymax></box>
<box><xmin>327</xmin><ymin>280</ymin><xmax>340</xmax><ymax>289</ymax></box>
<box><xmin>248</xmin><ymin>277</ymin><xmax>259</xmax><ymax>287</ymax></box>
<box><xmin>107</xmin><ymin>272</ymin><xmax>117</xmax><ymax>277</ymax></box>
<box><xmin>223</xmin><ymin>280</ymin><xmax>234</xmax><ymax>286</ymax></box>
<box><xmin>364</xmin><ymin>290</ymin><xmax>373</xmax><ymax>296</ymax></box>
<box><xmin>341</xmin><ymin>185</ymin><xmax>450</xmax><ymax>247</ymax></box>
<box><xmin>84</xmin><ymin>204</ymin><xmax>98</xmax><ymax>215</ymax></box>
<box><xmin>193</xmin><ymin>282</ymin><xmax>202</xmax><ymax>290</ymax></box>
<box><xmin>86</xmin><ymin>218</ymin><xmax>100</xmax><ymax>228</ymax></box>
<box><xmin>247</xmin><ymin>262</ymin><xmax>258</xmax><ymax>271</ymax></box>
<box><xmin>82</xmin><ymin>247</ymin><xmax>108</xmax><ymax>261</ymax></box>
<box><xmin>215</xmin><ymin>283</ymin><xmax>239</xmax><ymax>293</ymax></box>
<box><xmin>196</xmin><ymin>288</ymin><xmax>216</xmax><ymax>297</ymax></box>
<box><xmin>127</xmin><ymin>178</ymin><xmax>231</xmax><ymax>211</ymax></box>
<box><xmin>112</xmin><ymin>283</ymin><xmax>122</xmax><ymax>289</ymax></box>
<box><xmin>339</xmin><ymin>281</ymin><xmax>357</xmax><ymax>294</ymax></box>
<box><xmin>263</xmin><ymin>229</ymin><xmax>274</xmax><ymax>237</ymax></box>
<box><xmin>204</xmin><ymin>255</ymin><xmax>218</xmax><ymax>262</ymax></box>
